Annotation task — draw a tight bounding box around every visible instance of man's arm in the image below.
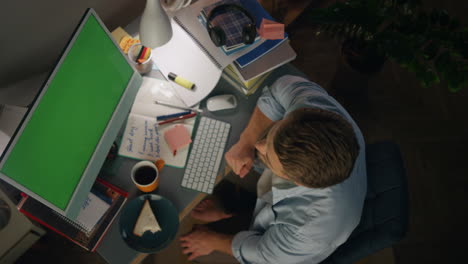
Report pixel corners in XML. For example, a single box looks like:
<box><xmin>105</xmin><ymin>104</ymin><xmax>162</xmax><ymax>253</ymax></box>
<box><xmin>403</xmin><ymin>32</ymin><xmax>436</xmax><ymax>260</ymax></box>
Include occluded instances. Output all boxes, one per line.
<box><xmin>232</xmin><ymin>224</ymin><xmax>331</xmax><ymax>264</ymax></box>
<box><xmin>226</xmin><ymin>75</ymin><xmax>328</xmax><ymax>177</ymax></box>
<box><xmin>180</xmin><ymin>221</ymin><xmax>331</xmax><ymax>263</ymax></box>
<box><xmin>226</xmin><ymin>75</ymin><xmax>333</xmax><ymax>178</ymax></box>
<box><xmin>225</xmin><ymin>106</ymin><xmax>273</xmax><ymax>177</ymax></box>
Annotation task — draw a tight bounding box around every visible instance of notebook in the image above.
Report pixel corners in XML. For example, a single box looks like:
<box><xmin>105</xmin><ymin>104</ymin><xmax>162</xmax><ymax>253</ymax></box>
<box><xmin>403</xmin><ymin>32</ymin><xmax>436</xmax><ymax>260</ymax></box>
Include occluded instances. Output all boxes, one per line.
<box><xmin>221</xmin><ymin>66</ymin><xmax>271</xmax><ymax>95</ymax></box>
<box><xmin>118</xmin><ymin>77</ymin><xmax>197</xmax><ymax>168</ymax></box>
<box><xmin>75</xmin><ymin>192</ymin><xmax>111</xmax><ymax>232</ymax></box>
<box><xmin>232</xmin><ymin>40</ymin><xmax>296</xmax><ymax>82</ymax></box>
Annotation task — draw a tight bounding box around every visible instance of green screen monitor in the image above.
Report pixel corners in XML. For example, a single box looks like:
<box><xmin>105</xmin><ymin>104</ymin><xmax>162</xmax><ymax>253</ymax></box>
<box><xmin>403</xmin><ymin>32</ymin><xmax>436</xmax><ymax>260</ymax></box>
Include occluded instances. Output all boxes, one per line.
<box><xmin>0</xmin><ymin>8</ymin><xmax>142</xmax><ymax>220</ymax></box>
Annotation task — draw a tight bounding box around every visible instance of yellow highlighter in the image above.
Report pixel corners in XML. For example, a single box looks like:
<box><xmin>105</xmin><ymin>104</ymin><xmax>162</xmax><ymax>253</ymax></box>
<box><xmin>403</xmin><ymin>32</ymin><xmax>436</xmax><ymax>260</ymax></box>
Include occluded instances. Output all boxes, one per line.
<box><xmin>168</xmin><ymin>72</ymin><xmax>195</xmax><ymax>90</ymax></box>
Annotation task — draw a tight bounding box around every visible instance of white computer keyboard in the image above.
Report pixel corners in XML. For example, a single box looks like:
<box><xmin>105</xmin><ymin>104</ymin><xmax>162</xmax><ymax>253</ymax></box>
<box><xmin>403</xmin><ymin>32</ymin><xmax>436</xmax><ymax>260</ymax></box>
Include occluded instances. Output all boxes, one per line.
<box><xmin>181</xmin><ymin>116</ymin><xmax>231</xmax><ymax>193</ymax></box>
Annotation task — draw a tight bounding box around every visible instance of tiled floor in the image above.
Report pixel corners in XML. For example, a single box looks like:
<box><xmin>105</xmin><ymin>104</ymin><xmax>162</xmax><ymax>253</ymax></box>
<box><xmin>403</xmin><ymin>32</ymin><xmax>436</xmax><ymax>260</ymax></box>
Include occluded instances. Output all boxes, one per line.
<box><xmin>15</xmin><ymin>0</ymin><xmax>468</xmax><ymax>263</ymax></box>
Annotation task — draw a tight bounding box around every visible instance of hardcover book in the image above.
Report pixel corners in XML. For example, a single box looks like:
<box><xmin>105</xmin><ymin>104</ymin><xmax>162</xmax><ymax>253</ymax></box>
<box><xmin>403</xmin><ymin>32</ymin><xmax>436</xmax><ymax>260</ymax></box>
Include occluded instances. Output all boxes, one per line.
<box><xmin>222</xmin><ymin>64</ymin><xmax>271</xmax><ymax>95</ymax></box>
<box><xmin>17</xmin><ymin>178</ymin><xmax>127</xmax><ymax>252</ymax></box>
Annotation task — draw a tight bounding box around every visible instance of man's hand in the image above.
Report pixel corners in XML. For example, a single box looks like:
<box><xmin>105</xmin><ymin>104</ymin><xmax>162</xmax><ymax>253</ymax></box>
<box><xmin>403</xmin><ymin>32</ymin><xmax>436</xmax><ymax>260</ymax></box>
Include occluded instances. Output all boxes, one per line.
<box><xmin>225</xmin><ymin>140</ymin><xmax>255</xmax><ymax>178</ymax></box>
<box><xmin>225</xmin><ymin>106</ymin><xmax>274</xmax><ymax>178</ymax></box>
<box><xmin>191</xmin><ymin>199</ymin><xmax>233</xmax><ymax>222</ymax></box>
<box><xmin>180</xmin><ymin>225</ymin><xmax>233</xmax><ymax>260</ymax></box>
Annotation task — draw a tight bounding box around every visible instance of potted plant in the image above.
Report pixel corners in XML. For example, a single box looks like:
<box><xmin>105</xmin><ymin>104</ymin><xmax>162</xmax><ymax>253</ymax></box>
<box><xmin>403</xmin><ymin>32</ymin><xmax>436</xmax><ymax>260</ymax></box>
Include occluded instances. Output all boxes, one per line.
<box><xmin>303</xmin><ymin>0</ymin><xmax>467</xmax><ymax>92</ymax></box>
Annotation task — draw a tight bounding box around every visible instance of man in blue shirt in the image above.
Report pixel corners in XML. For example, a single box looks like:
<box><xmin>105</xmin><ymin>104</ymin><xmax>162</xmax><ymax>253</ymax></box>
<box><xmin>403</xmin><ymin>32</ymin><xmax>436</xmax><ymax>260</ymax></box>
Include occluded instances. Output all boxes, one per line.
<box><xmin>180</xmin><ymin>75</ymin><xmax>367</xmax><ymax>263</ymax></box>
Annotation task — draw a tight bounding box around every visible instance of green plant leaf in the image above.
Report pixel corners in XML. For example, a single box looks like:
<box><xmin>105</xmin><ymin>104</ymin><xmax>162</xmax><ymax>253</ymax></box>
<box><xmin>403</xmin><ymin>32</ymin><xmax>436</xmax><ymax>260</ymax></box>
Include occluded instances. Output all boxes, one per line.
<box><xmin>423</xmin><ymin>41</ymin><xmax>440</xmax><ymax>60</ymax></box>
<box><xmin>416</xmin><ymin>12</ymin><xmax>429</xmax><ymax>33</ymax></box>
<box><xmin>442</xmin><ymin>60</ymin><xmax>464</xmax><ymax>92</ymax></box>
<box><xmin>435</xmin><ymin>51</ymin><xmax>451</xmax><ymax>80</ymax></box>
<box><xmin>304</xmin><ymin>0</ymin><xmax>464</xmax><ymax>92</ymax></box>
<box><xmin>439</xmin><ymin>9</ymin><xmax>450</xmax><ymax>26</ymax></box>
<box><xmin>430</xmin><ymin>9</ymin><xmax>439</xmax><ymax>25</ymax></box>
<box><xmin>409</xmin><ymin>0</ymin><xmax>422</xmax><ymax>6</ymax></box>
<box><xmin>449</xmin><ymin>18</ymin><xmax>461</xmax><ymax>31</ymax></box>
<box><xmin>415</xmin><ymin>65</ymin><xmax>438</xmax><ymax>88</ymax></box>
<box><xmin>452</xmin><ymin>32</ymin><xmax>468</xmax><ymax>58</ymax></box>
<box><xmin>448</xmin><ymin>78</ymin><xmax>463</xmax><ymax>93</ymax></box>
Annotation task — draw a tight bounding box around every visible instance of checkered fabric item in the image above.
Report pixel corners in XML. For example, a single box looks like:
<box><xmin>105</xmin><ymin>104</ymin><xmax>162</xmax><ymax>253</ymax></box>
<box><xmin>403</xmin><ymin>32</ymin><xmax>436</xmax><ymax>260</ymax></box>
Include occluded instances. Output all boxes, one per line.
<box><xmin>202</xmin><ymin>0</ymin><xmax>256</xmax><ymax>49</ymax></box>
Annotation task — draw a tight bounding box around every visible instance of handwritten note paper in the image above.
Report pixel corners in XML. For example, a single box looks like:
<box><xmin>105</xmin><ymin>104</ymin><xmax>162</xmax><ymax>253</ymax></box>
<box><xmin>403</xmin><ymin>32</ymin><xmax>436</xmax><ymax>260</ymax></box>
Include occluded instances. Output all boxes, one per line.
<box><xmin>118</xmin><ymin>114</ymin><xmax>161</xmax><ymax>161</ymax></box>
<box><xmin>76</xmin><ymin>192</ymin><xmax>110</xmax><ymax>233</ymax></box>
<box><xmin>118</xmin><ymin>77</ymin><xmax>197</xmax><ymax>167</ymax></box>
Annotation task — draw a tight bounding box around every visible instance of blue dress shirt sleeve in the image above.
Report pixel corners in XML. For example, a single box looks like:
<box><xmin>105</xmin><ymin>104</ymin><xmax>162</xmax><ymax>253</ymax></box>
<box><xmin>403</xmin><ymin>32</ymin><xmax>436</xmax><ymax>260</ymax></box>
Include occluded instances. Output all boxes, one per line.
<box><xmin>256</xmin><ymin>75</ymin><xmax>329</xmax><ymax>121</ymax></box>
<box><xmin>232</xmin><ymin>224</ymin><xmax>333</xmax><ymax>264</ymax></box>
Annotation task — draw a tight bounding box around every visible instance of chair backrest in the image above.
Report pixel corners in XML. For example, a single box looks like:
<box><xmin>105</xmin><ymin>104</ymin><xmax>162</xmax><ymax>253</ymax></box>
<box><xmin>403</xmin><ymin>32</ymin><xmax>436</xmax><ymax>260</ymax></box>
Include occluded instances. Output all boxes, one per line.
<box><xmin>321</xmin><ymin>141</ymin><xmax>409</xmax><ymax>264</ymax></box>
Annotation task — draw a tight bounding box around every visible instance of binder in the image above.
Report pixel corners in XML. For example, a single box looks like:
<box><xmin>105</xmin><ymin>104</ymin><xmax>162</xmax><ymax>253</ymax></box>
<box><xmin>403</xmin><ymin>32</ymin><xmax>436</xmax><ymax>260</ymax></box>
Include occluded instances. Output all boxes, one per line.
<box><xmin>17</xmin><ymin>178</ymin><xmax>127</xmax><ymax>252</ymax></box>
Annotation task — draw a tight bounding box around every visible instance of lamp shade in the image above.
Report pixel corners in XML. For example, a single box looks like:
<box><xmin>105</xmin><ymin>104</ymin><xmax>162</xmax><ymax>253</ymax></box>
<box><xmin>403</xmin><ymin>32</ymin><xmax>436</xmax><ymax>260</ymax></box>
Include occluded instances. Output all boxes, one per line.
<box><xmin>140</xmin><ymin>0</ymin><xmax>173</xmax><ymax>48</ymax></box>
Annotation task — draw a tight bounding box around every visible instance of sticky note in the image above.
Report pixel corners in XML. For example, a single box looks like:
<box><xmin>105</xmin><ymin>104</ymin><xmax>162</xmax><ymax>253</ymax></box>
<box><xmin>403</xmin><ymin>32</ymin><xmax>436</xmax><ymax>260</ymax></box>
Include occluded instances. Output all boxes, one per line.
<box><xmin>259</xmin><ymin>18</ymin><xmax>285</xmax><ymax>40</ymax></box>
<box><xmin>164</xmin><ymin>125</ymin><xmax>192</xmax><ymax>154</ymax></box>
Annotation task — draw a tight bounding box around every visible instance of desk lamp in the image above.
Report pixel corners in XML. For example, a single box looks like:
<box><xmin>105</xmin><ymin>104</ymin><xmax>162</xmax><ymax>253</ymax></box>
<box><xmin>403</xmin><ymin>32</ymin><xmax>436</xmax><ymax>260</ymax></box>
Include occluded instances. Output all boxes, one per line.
<box><xmin>140</xmin><ymin>0</ymin><xmax>172</xmax><ymax>48</ymax></box>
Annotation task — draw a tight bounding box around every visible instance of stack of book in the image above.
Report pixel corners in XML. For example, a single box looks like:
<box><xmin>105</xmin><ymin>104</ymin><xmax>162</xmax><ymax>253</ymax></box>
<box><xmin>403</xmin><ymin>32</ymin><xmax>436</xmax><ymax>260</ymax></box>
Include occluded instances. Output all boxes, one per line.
<box><xmin>222</xmin><ymin>64</ymin><xmax>271</xmax><ymax>95</ymax></box>
<box><xmin>17</xmin><ymin>178</ymin><xmax>127</xmax><ymax>252</ymax></box>
<box><xmin>201</xmin><ymin>0</ymin><xmax>296</xmax><ymax>95</ymax></box>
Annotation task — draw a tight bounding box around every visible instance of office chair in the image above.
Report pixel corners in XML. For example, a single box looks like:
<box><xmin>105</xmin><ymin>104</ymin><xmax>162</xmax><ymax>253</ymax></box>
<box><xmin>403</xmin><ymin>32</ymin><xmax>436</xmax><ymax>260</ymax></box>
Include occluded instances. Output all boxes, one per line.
<box><xmin>321</xmin><ymin>141</ymin><xmax>409</xmax><ymax>264</ymax></box>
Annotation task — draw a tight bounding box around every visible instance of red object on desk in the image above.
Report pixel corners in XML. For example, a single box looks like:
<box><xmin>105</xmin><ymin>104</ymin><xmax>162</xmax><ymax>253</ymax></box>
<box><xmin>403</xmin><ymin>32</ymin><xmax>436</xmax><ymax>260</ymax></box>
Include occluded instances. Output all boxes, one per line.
<box><xmin>164</xmin><ymin>124</ymin><xmax>192</xmax><ymax>156</ymax></box>
<box><xmin>259</xmin><ymin>18</ymin><xmax>284</xmax><ymax>40</ymax></box>
<box><xmin>157</xmin><ymin>112</ymin><xmax>196</xmax><ymax>125</ymax></box>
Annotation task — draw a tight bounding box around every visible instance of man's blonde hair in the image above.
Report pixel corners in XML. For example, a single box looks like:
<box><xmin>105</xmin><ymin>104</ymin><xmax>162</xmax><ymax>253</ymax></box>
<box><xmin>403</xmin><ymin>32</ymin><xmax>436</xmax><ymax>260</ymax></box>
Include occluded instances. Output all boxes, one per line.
<box><xmin>273</xmin><ymin>108</ymin><xmax>359</xmax><ymax>188</ymax></box>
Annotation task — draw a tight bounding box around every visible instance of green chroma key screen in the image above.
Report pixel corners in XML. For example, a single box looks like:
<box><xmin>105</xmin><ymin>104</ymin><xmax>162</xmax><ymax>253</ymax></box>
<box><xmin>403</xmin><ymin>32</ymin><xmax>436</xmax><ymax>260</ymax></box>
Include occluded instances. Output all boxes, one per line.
<box><xmin>0</xmin><ymin>13</ymin><xmax>133</xmax><ymax>210</ymax></box>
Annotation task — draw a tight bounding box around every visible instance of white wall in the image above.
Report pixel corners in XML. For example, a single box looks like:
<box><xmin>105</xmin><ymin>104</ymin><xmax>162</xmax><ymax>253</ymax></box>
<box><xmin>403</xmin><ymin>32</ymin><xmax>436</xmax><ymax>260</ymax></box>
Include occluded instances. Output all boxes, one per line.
<box><xmin>0</xmin><ymin>0</ymin><xmax>145</xmax><ymax>106</ymax></box>
<box><xmin>0</xmin><ymin>105</ymin><xmax>27</xmax><ymax>155</ymax></box>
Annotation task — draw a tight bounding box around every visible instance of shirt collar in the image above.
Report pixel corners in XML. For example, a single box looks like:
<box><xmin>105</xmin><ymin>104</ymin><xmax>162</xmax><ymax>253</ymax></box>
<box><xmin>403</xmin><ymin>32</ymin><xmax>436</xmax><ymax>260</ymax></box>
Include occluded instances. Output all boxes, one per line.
<box><xmin>271</xmin><ymin>173</ymin><xmax>309</xmax><ymax>204</ymax></box>
<box><xmin>272</xmin><ymin>184</ymin><xmax>307</xmax><ymax>204</ymax></box>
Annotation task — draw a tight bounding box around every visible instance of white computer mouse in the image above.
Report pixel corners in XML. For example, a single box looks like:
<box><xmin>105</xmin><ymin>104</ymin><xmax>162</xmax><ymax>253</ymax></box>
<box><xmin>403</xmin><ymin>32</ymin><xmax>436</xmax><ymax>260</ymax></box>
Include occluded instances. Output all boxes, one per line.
<box><xmin>206</xmin><ymin>94</ymin><xmax>238</xmax><ymax>112</ymax></box>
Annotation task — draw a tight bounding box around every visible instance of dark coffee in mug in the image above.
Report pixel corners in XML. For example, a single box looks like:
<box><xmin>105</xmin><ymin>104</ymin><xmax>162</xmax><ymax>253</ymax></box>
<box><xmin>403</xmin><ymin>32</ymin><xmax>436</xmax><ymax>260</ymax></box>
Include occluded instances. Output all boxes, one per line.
<box><xmin>134</xmin><ymin>166</ymin><xmax>157</xmax><ymax>185</ymax></box>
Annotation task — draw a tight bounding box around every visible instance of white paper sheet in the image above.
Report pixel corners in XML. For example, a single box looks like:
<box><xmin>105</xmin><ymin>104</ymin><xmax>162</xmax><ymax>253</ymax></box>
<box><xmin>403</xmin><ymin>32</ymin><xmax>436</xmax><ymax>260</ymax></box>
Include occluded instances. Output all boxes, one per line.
<box><xmin>76</xmin><ymin>193</ymin><xmax>110</xmax><ymax>232</ymax></box>
<box><xmin>152</xmin><ymin>20</ymin><xmax>222</xmax><ymax>107</ymax></box>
